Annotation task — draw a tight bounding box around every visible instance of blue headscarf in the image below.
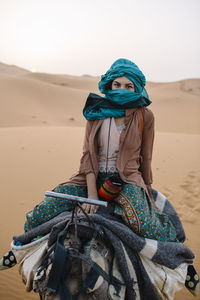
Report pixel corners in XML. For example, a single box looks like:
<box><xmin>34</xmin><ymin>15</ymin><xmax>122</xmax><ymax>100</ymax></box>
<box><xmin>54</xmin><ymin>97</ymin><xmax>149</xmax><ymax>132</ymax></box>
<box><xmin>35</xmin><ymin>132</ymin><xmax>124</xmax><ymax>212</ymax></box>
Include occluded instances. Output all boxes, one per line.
<box><xmin>83</xmin><ymin>58</ymin><xmax>151</xmax><ymax>120</ymax></box>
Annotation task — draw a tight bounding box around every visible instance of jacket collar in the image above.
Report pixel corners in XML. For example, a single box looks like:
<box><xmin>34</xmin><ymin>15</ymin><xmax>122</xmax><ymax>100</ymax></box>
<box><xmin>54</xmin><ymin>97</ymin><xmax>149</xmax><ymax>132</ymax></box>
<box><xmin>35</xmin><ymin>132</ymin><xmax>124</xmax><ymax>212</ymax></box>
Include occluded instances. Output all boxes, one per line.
<box><xmin>125</xmin><ymin>108</ymin><xmax>137</xmax><ymax>116</ymax></box>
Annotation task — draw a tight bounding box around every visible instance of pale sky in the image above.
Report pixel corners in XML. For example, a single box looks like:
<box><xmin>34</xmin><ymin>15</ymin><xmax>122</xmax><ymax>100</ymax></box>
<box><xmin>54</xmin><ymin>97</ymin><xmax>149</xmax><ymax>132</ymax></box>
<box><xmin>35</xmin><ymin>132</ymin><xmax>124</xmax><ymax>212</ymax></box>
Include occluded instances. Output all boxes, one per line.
<box><xmin>0</xmin><ymin>0</ymin><xmax>199</xmax><ymax>82</ymax></box>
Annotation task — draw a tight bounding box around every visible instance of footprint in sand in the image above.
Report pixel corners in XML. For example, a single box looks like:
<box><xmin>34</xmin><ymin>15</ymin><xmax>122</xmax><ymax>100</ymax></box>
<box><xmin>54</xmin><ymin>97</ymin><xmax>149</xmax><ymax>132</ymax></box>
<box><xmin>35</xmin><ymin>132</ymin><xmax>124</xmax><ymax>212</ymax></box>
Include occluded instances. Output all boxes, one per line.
<box><xmin>179</xmin><ymin>171</ymin><xmax>200</xmax><ymax>223</ymax></box>
<box><xmin>195</xmin><ymin>204</ymin><xmax>200</xmax><ymax>213</ymax></box>
<box><xmin>188</xmin><ymin>173</ymin><xmax>196</xmax><ymax>179</ymax></box>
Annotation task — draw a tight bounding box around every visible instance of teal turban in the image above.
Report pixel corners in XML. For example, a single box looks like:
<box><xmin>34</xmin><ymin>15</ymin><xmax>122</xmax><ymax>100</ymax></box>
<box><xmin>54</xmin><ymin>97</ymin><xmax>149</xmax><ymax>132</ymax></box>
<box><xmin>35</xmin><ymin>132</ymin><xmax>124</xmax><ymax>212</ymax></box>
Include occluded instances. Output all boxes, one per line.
<box><xmin>83</xmin><ymin>58</ymin><xmax>151</xmax><ymax>120</ymax></box>
<box><xmin>98</xmin><ymin>58</ymin><xmax>150</xmax><ymax>104</ymax></box>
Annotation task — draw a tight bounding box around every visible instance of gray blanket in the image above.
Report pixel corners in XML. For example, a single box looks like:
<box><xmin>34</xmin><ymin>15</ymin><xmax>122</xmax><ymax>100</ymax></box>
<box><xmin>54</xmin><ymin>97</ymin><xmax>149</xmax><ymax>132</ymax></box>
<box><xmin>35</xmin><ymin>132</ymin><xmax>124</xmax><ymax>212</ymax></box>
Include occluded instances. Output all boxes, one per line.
<box><xmin>13</xmin><ymin>189</ymin><xmax>194</xmax><ymax>270</ymax></box>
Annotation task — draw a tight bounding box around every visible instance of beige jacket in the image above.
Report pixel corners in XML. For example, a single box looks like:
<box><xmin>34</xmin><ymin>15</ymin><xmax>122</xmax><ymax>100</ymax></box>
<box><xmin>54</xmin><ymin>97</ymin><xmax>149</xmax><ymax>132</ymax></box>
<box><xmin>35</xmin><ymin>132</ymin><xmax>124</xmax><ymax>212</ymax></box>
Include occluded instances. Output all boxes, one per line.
<box><xmin>66</xmin><ymin>107</ymin><xmax>154</xmax><ymax>192</ymax></box>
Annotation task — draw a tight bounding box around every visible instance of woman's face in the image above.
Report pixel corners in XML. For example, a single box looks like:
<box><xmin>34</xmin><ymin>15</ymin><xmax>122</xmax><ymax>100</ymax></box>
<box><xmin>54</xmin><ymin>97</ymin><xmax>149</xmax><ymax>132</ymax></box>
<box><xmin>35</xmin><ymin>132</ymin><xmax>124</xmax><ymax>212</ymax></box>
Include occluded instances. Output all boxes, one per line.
<box><xmin>111</xmin><ymin>76</ymin><xmax>135</xmax><ymax>91</ymax></box>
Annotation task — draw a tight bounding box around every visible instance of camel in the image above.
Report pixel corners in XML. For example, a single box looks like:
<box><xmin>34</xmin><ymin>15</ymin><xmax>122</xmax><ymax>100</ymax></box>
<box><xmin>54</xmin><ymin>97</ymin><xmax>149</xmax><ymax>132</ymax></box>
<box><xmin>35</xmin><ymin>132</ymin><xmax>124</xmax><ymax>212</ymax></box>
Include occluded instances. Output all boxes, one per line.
<box><xmin>11</xmin><ymin>190</ymin><xmax>196</xmax><ymax>299</ymax></box>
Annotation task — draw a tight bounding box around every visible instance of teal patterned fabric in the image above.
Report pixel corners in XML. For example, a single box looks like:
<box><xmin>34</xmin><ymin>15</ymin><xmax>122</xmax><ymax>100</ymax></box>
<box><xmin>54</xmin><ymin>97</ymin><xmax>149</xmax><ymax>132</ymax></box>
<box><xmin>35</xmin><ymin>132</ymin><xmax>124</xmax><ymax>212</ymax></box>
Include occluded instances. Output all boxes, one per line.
<box><xmin>24</xmin><ymin>185</ymin><xmax>87</xmax><ymax>232</ymax></box>
<box><xmin>24</xmin><ymin>173</ymin><xmax>177</xmax><ymax>242</ymax></box>
<box><xmin>114</xmin><ymin>184</ymin><xmax>177</xmax><ymax>242</ymax></box>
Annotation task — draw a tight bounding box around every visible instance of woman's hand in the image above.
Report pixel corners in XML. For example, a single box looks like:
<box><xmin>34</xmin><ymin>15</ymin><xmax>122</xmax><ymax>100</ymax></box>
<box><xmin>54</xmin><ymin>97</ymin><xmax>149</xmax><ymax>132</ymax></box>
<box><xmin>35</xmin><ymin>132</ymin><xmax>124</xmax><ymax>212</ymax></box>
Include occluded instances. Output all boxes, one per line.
<box><xmin>77</xmin><ymin>172</ymin><xmax>99</xmax><ymax>214</ymax></box>
<box><xmin>78</xmin><ymin>203</ymin><xmax>99</xmax><ymax>214</ymax></box>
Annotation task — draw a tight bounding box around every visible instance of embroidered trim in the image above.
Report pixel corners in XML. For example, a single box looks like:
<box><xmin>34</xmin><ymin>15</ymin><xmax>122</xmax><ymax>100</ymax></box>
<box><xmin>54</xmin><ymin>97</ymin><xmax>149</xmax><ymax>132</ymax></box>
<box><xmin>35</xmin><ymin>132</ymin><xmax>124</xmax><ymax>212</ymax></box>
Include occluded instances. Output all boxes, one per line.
<box><xmin>116</xmin><ymin>193</ymin><xmax>140</xmax><ymax>233</ymax></box>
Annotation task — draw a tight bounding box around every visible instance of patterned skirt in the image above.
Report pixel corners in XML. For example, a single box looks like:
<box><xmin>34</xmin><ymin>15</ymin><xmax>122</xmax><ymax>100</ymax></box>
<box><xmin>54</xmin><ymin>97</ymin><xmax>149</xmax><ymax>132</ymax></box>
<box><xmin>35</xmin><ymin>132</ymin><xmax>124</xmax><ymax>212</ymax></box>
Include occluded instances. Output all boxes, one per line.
<box><xmin>24</xmin><ymin>172</ymin><xmax>177</xmax><ymax>242</ymax></box>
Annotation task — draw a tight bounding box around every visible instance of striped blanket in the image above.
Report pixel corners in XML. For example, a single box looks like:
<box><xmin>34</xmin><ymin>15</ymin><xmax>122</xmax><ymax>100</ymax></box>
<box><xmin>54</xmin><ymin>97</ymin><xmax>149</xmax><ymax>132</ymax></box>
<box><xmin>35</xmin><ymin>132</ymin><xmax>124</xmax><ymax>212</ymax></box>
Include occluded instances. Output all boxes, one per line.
<box><xmin>12</xmin><ymin>190</ymin><xmax>195</xmax><ymax>299</ymax></box>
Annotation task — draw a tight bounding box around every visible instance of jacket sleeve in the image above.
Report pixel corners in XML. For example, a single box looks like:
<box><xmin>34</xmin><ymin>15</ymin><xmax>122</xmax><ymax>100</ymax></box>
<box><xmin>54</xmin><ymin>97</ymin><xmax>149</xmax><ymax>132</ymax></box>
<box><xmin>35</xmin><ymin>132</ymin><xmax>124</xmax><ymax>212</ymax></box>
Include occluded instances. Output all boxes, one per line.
<box><xmin>140</xmin><ymin>109</ymin><xmax>155</xmax><ymax>185</ymax></box>
<box><xmin>79</xmin><ymin>121</ymin><xmax>94</xmax><ymax>175</ymax></box>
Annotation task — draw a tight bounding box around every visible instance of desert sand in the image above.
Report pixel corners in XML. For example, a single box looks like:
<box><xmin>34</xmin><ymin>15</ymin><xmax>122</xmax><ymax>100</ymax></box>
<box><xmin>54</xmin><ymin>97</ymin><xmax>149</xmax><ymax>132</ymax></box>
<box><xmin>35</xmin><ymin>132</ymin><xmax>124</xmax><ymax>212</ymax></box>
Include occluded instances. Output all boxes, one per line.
<box><xmin>0</xmin><ymin>62</ymin><xmax>199</xmax><ymax>300</ymax></box>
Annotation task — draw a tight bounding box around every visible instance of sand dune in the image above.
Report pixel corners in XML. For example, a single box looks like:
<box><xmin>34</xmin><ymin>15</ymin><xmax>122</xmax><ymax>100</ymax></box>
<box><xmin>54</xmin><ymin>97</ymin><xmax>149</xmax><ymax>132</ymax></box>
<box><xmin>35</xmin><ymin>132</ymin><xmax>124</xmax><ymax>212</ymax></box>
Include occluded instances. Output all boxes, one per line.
<box><xmin>26</xmin><ymin>72</ymin><xmax>100</xmax><ymax>92</ymax></box>
<box><xmin>0</xmin><ymin>62</ymin><xmax>200</xmax><ymax>133</ymax></box>
<box><xmin>0</xmin><ymin>73</ymin><xmax>88</xmax><ymax>127</ymax></box>
<box><xmin>0</xmin><ymin>62</ymin><xmax>199</xmax><ymax>300</ymax></box>
<box><xmin>0</xmin><ymin>62</ymin><xmax>29</xmax><ymax>76</ymax></box>
<box><xmin>147</xmin><ymin>80</ymin><xmax>200</xmax><ymax>133</ymax></box>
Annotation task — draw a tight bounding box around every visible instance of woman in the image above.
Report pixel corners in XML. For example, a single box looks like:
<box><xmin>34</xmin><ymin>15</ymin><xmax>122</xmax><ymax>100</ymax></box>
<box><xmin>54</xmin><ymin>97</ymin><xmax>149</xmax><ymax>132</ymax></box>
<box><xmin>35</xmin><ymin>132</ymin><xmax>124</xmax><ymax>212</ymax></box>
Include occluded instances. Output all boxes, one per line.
<box><xmin>1</xmin><ymin>58</ymin><xmax>199</xmax><ymax>298</ymax></box>
<box><xmin>23</xmin><ymin>58</ymin><xmax>177</xmax><ymax>242</ymax></box>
